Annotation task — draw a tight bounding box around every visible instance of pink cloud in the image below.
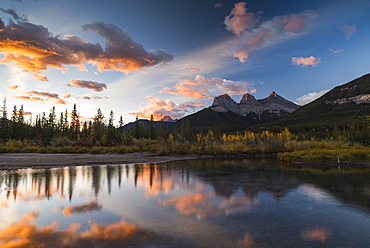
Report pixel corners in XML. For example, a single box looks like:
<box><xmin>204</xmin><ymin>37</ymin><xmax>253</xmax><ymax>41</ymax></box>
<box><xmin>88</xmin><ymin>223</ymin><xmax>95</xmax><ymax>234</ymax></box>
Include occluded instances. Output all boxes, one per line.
<box><xmin>161</xmin><ymin>75</ymin><xmax>255</xmax><ymax>99</ymax></box>
<box><xmin>342</xmin><ymin>24</ymin><xmax>356</xmax><ymax>39</ymax></box>
<box><xmin>291</xmin><ymin>56</ymin><xmax>321</xmax><ymax>67</ymax></box>
<box><xmin>329</xmin><ymin>48</ymin><xmax>343</xmax><ymax>54</ymax></box>
<box><xmin>66</xmin><ymin>79</ymin><xmax>107</xmax><ymax>92</ymax></box>
<box><xmin>224</xmin><ymin>2</ymin><xmax>259</xmax><ymax>37</ymax></box>
<box><xmin>14</xmin><ymin>90</ymin><xmax>68</xmax><ymax>105</ymax></box>
<box><xmin>225</xmin><ymin>3</ymin><xmax>315</xmax><ymax>63</ymax></box>
<box><xmin>214</xmin><ymin>3</ymin><xmax>223</xmax><ymax>8</ymax></box>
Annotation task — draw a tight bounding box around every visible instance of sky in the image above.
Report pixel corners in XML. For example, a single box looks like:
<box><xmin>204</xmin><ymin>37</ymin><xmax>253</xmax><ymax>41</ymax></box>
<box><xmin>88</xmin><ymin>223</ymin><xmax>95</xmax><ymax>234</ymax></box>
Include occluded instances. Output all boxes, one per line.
<box><xmin>0</xmin><ymin>0</ymin><xmax>369</xmax><ymax>124</ymax></box>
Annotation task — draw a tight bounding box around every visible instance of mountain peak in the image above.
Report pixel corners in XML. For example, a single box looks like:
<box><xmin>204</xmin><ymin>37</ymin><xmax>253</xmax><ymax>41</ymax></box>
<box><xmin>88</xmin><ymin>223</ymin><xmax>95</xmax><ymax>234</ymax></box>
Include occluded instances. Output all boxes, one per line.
<box><xmin>269</xmin><ymin>91</ymin><xmax>278</xmax><ymax>97</ymax></box>
<box><xmin>210</xmin><ymin>91</ymin><xmax>299</xmax><ymax>119</ymax></box>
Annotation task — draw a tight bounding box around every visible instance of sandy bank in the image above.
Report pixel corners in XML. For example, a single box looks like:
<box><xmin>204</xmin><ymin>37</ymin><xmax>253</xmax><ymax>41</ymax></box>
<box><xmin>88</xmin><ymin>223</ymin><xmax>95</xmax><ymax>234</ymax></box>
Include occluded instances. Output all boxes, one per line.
<box><xmin>0</xmin><ymin>152</ymin><xmax>206</xmax><ymax>169</ymax></box>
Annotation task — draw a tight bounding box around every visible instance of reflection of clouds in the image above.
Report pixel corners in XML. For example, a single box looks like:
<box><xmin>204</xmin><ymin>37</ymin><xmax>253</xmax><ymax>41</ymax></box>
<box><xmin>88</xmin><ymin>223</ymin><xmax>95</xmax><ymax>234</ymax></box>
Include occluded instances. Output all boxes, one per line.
<box><xmin>301</xmin><ymin>227</ymin><xmax>331</xmax><ymax>242</ymax></box>
<box><xmin>0</xmin><ymin>212</ymin><xmax>154</xmax><ymax>248</ymax></box>
<box><xmin>62</xmin><ymin>202</ymin><xmax>102</xmax><ymax>216</ymax></box>
<box><xmin>239</xmin><ymin>233</ymin><xmax>254</xmax><ymax>247</ymax></box>
<box><xmin>161</xmin><ymin>192</ymin><xmax>257</xmax><ymax>219</ymax></box>
<box><xmin>0</xmin><ymin>201</ymin><xmax>8</xmax><ymax>208</ymax></box>
<box><xmin>301</xmin><ymin>184</ymin><xmax>332</xmax><ymax>201</ymax></box>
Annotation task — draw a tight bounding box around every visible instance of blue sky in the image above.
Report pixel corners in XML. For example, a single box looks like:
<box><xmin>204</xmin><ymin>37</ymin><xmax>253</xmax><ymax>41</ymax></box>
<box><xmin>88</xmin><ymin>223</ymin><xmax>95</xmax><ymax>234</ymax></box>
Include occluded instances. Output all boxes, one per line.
<box><xmin>0</xmin><ymin>0</ymin><xmax>369</xmax><ymax>124</ymax></box>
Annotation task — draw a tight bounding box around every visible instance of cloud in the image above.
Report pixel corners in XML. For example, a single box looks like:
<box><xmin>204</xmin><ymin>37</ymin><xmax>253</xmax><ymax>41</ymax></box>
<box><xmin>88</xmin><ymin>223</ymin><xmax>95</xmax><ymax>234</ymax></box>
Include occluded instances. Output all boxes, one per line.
<box><xmin>342</xmin><ymin>24</ymin><xmax>356</xmax><ymax>39</ymax></box>
<box><xmin>329</xmin><ymin>48</ymin><xmax>343</xmax><ymax>54</ymax></box>
<box><xmin>301</xmin><ymin>227</ymin><xmax>331</xmax><ymax>242</ymax></box>
<box><xmin>0</xmin><ymin>212</ymin><xmax>155</xmax><ymax>248</ymax></box>
<box><xmin>62</xmin><ymin>93</ymin><xmax>74</xmax><ymax>98</ymax></box>
<box><xmin>161</xmin><ymin>75</ymin><xmax>255</xmax><ymax>99</ymax></box>
<box><xmin>66</xmin><ymin>79</ymin><xmax>107</xmax><ymax>92</ymax></box>
<box><xmin>225</xmin><ymin>3</ymin><xmax>315</xmax><ymax>62</ymax></box>
<box><xmin>296</xmin><ymin>89</ymin><xmax>329</xmax><ymax>105</ymax></box>
<box><xmin>14</xmin><ymin>90</ymin><xmax>68</xmax><ymax>105</ymax></box>
<box><xmin>130</xmin><ymin>96</ymin><xmax>204</xmax><ymax>120</ymax></box>
<box><xmin>224</xmin><ymin>2</ymin><xmax>259</xmax><ymax>37</ymax></box>
<box><xmin>0</xmin><ymin>15</ymin><xmax>173</xmax><ymax>81</ymax></box>
<box><xmin>62</xmin><ymin>202</ymin><xmax>102</xmax><ymax>216</ymax></box>
<box><xmin>82</xmin><ymin>22</ymin><xmax>174</xmax><ymax>73</ymax></box>
<box><xmin>6</xmin><ymin>85</ymin><xmax>19</xmax><ymax>90</ymax></box>
<box><xmin>214</xmin><ymin>3</ymin><xmax>223</xmax><ymax>8</ymax></box>
<box><xmin>291</xmin><ymin>56</ymin><xmax>321</xmax><ymax>67</ymax></box>
<box><xmin>0</xmin><ymin>8</ymin><xmax>26</xmax><ymax>21</ymax></box>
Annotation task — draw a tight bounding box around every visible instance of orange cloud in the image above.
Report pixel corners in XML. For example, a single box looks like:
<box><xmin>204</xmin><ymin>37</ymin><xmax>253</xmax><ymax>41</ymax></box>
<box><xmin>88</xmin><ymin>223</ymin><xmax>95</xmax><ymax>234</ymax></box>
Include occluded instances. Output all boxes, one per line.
<box><xmin>66</xmin><ymin>79</ymin><xmax>107</xmax><ymax>92</ymax></box>
<box><xmin>131</xmin><ymin>96</ymin><xmax>206</xmax><ymax>120</ymax></box>
<box><xmin>0</xmin><ymin>17</ymin><xmax>173</xmax><ymax>81</ymax></box>
<box><xmin>291</xmin><ymin>56</ymin><xmax>321</xmax><ymax>67</ymax></box>
<box><xmin>62</xmin><ymin>202</ymin><xmax>102</xmax><ymax>216</ymax></box>
<box><xmin>6</xmin><ymin>85</ymin><xmax>19</xmax><ymax>90</ymax></box>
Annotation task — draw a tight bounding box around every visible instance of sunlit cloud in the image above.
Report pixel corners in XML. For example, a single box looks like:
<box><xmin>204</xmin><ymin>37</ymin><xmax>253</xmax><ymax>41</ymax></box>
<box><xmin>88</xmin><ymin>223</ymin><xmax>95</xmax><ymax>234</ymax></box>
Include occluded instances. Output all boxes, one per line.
<box><xmin>14</xmin><ymin>90</ymin><xmax>68</xmax><ymax>105</ymax></box>
<box><xmin>329</xmin><ymin>48</ymin><xmax>343</xmax><ymax>54</ymax></box>
<box><xmin>214</xmin><ymin>3</ymin><xmax>223</xmax><ymax>8</ymax></box>
<box><xmin>0</xmin><ymin>15</ymin><xmax>173</xmax><ymax>81</ymax></box>
<box><xmin>161</xmin><ymin>75</ymin><xmax>255</xmax><ymax>99</ymax></box>
<box><xmin>225</xmin><ymin>2</ymin><xmax>315</xmax><ymax>62</ymax></box>
<box><xmin>66</xmin><ymin>79</ymin><xmax>107</xmax><ymax>92</ymax></box>
<box><xmin>5</xmin><ymin>85</ymin><xmax>19</xmax><ymax>90</ymax></box>
<box><xmin>239</xmin><ymin>233</ymin><xmax>254</xmax><ymax>247</ymax></box>
<box><xmin>342</xmin><ymin>24</ymin><xmax>356</xmax><ymax>39</ymax></box>
<box><xmin>295</xmin><ymin>89</ymin><xmax>329</xmax><ymax>105</ymax></box>
<box><xmin>130</xmin><ymin>96</ymin><xmax>205</xmax><ymax>120</ymax></box>
<box><xmin>301</xmin><ymin>227</ymin><xmax>331</xmax><ymax>242</ymax></box>
<box><xmin>224</xmin><ymin>2</ymin><xmax>259</xmax><ymax>37</ymax></box>
<box><xmin>291</xmin><ymin>56</ymin><xmax>321</xmax><ymax>67</ymax></box>
<box><xmin>62</xmin><ymin>202</ymin><xmax>102</xmax><ymax>216</ymax></box>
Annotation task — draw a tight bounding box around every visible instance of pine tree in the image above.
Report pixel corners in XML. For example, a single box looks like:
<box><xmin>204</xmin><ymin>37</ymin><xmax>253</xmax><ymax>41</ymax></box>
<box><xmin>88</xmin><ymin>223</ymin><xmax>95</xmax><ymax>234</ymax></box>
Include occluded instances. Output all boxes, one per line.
<box><xmin>149</xmin><ymin>114</ymin><xmax>157</xmax><ymax>139</ymax></box>
<box><xmin>70</xmin><ymin>104</ymin><xmax>80</xmax><ymax>141</ymax></box>
<box><xmin>107</xmin><ymin>110</ymin><xmax>115</xmax><ymax>145</ymax></box>
<box><xmin>92</xmin><ymin>108</ymin><xmax>105</xmax><ymax>144</ymax></box>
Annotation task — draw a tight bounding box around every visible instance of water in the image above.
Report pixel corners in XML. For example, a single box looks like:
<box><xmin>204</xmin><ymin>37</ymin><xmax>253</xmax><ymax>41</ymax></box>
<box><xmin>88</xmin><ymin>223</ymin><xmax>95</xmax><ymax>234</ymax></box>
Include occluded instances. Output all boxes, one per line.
<box><xmin>0</xmin><ymin>159</ymin><xmax>370</xmax><ymax>247</ymax></box>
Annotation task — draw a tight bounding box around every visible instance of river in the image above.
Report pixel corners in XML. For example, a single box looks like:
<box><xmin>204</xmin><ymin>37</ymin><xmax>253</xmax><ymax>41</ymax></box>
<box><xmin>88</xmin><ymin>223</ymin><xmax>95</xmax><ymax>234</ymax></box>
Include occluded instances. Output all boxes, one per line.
<box><xmin>0</xmin><ymin>158</ymin><xmax>369</xmax><ymax>247</ymax></box>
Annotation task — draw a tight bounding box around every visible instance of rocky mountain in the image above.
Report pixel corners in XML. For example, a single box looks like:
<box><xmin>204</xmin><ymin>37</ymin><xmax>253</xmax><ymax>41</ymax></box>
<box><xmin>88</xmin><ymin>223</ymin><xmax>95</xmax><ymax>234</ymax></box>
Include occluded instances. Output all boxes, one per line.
<box><xmin>209</xmin><ymin>91</ymin><xmax>299</xmax><ymax>120</ymax></box>
<box><xmin>252</xmin><ymin>73</ymin><xmax>370</xmax><ymax>134</ymax></box>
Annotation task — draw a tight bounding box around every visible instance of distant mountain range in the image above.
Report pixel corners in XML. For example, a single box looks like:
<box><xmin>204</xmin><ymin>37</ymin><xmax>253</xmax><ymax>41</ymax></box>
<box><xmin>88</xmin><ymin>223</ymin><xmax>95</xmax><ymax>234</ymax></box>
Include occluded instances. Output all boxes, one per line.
<box><xmin>210</xmin><ymin>91</ymin><xmax>299</xmax><ymax>120</ymax></box>
<box><xmin>170</xmin><ymin>92</ymin><xmax>299</xmax><ymax>133</ymax></box>
<box><xmin>124</xmin><ymin>73</ymin><xmax>370</xmax><ymax>134</ymax></box>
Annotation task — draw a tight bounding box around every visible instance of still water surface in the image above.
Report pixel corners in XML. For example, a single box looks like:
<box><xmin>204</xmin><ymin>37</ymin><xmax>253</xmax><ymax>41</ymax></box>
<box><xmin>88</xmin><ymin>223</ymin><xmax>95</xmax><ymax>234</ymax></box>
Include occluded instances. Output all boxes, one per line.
<box><xmin>0</xmin><ymin>159</ymin><xmax>370</xmax><ymax>247</ymax></box>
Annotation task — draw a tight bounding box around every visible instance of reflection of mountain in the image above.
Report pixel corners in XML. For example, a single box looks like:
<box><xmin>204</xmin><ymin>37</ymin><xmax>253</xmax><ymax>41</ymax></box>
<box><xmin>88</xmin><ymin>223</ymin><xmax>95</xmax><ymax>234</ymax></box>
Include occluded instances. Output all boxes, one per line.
<box><xmin>170</xmin><ymin>159</ymin><xmax>301</xmax><ymax>200</ymax></box>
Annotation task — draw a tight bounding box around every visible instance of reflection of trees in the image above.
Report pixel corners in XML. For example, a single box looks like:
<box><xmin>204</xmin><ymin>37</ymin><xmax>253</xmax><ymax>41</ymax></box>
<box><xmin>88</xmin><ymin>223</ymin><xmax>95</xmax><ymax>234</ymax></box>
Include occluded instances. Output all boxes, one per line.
<box><xmin>1</xmin><ymin>159</ymin><xmax>370</xmax><ymax>213</ymax></box>
<box><xmin>0</xmin><ymin>212</ymin><xmax>156</xmax><ymax>248</ymax></box>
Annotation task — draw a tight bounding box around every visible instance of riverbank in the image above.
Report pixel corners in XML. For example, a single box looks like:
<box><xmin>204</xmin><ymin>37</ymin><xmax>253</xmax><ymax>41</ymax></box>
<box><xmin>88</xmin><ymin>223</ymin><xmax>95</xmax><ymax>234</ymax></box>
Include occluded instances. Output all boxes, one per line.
<box><xmin>0</xmin><ymin>152</ymin><xmax>208</xmax><ymax>169</ymax></box>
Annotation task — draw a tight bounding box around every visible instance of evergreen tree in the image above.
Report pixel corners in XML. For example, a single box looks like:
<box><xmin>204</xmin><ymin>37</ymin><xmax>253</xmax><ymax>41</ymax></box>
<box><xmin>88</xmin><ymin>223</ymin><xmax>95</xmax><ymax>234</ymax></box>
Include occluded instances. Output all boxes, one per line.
<box><xmin>92</xmin><ymin>108</ymin><xmax>105</xmax><ymax>145</ymax></box>
<box><xmin>149</xmin><ymin>114</ymin><xmax>157</xmax><ymax>139</ymax></box>
<box><xmin>70</xmin><ymin>104</ymin><xmax>80</xmax><ymax>141</ymax></box>
<box><xmin>107</xmin><ymin>110</ymin><xmax>115</xmax><ymax>145</ymax></box>
<box><xmin>0</xmin><ymin>98</ymin><xmax>8</xmax><ymax>140</ymax></box>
